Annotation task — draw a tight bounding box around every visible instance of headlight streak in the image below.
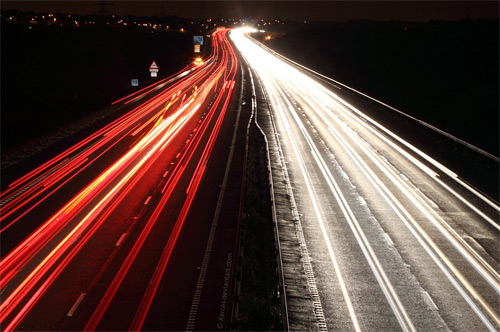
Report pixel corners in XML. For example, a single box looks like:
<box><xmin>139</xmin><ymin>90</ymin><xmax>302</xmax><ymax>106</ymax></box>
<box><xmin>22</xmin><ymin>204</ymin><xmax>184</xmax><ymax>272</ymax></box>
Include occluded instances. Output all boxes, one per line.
<box><xmin>270</xmin><ymin>72</ymin><xmax>416</xmax><ymax>332</ymax></box>
<box><xmin>321</xmin><ymin>87</ymin><xmax>500</xmax><ymax>214</ymax></box>
<box><xmin>232</xmin><ymin>28</ymin><xmax>500</xmax><ymax>332</ymax></box>
<box><xmin>233</xmin><ymin>27</ymin><xmax>414</xmax><ymax>332</ymax></box>
<box><xmin>290</xmin><ymin>73</ymin><xmax>498</xmax><ymax>326</ymax></box>
<box><xmin>332</xmin><ymin>122</ymin><xmax>500</xmax><ymax>292</ymax></box>
<box><xmin>331</xmin><ymin>127</ymin><xmax>500</xmax><ymax>322</ymax></box>
<box><xmin>259</xmin><ymin>66</ymin><xmax>362</xmax><ymax>331</ymax></box>
<box><xmin>317</xmin><ymin>89</ymin><xmax>500</xmax><ymax>227</ymax></box>
<box><xmin>255</xmin><ymin>30</ymin><xmax>500</xmax><ymax>165</ymax></box>
<box><xmin>277</xmin><ymin>73</ymin><xmax>500</xmax><ymax>295</ymax></box>
<box><xmin>326</xmin><ymin>121</ymin><xmax>499</xmax><ymax>331</ymax></box>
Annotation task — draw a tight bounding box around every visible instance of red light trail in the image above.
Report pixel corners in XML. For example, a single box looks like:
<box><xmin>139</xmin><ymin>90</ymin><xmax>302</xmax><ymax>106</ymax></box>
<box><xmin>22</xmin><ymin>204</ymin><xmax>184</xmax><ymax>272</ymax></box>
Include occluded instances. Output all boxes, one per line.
<box><xmin>1</xmin><ymin>28</ymin><xmax>238</xmax><ymax>331</ymax></box>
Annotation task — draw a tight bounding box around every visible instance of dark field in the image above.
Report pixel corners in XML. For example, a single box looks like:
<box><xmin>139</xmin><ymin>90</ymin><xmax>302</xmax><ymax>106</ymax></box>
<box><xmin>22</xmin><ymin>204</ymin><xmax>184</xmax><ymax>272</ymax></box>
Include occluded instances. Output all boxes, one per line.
<box><xmin>268</xmin><ymin>19</ymin><xmax>499</xmax><ymax>157</ymax></box>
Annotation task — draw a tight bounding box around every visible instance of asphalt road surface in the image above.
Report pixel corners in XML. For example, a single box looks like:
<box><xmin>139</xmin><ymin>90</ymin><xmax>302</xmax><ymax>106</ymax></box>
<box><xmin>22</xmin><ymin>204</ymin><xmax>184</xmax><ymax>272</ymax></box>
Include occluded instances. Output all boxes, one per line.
<box><xmin>232</xmin><ymin>28</ymin><xmax>499</xmax><ymax>332</ymax></box>
<box><xmin>2</xmin><ymin>26</ymin><xmax>498</xmax><ymax>332</ymax></box>
<box><xmin>1</xmin><ymin>27</ymin><xmax>249</xmax><ymax>331</ymax></box>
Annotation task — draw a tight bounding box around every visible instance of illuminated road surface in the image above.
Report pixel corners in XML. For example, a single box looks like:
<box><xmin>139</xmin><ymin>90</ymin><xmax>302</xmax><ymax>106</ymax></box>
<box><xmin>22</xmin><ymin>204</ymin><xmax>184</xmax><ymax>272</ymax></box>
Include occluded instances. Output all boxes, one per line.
<box><xmin>232</xmin><ymin>29</ymin><xmax>499</xmax><ymax>332</ymax></box>
<box><xmin>1</xmin><ymin>28</ymin><xmax>244</xmax><ymax>331</ymax></box>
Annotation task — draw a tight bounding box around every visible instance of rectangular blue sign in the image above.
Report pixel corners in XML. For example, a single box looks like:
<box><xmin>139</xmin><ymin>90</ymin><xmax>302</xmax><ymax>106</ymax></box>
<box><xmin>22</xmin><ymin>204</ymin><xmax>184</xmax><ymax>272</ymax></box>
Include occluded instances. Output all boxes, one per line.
<box><xmin>131</xmin><ymin>79</ymin><xmax>139</xmax><ymax>86</ymax></box>
<box><xmin>193</xmin><ymin>35</ymin><xmax>204</xmax><ymax>45</ymax></box>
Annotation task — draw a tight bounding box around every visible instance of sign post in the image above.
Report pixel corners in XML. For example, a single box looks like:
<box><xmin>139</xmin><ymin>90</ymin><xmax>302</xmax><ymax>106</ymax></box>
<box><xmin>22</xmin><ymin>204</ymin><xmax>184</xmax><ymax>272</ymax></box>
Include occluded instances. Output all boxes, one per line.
<box><xmin>149</xmin><ymin>61</ymin><xmax>159</xmax><ymax>77</ymax></box>
<box><xmin>193</xmin><ymin>36</ymin><xmax>203</xmax><ymax>56</ymax></box>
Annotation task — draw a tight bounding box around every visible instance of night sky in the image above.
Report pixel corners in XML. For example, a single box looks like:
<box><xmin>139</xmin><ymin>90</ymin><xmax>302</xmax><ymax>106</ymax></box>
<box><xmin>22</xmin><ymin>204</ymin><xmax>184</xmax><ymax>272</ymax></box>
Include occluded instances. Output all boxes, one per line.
<box><xmin>2</xmin><ymin>1</ymin><xmax>499</xmax><ymax>21</ymax></box>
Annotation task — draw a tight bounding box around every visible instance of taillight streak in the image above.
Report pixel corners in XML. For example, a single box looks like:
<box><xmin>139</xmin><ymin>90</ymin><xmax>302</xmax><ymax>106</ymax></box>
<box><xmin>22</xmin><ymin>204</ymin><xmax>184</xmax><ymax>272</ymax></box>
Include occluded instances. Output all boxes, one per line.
<box><xmin>1</xmin><ymin>94</ymin><xmax>207</xmax><ymax>330</ymax></box>
<box><xmin>86</xmin><ymin>29</ymin><xmax>237</xmax><ymax>331</ymax></box>
<box><xmin>0</xmin><ymin>27</ymin><xmax>238</xmax><ymax>331</ymax></box>
<box><xmin>1</xmin><ymin>57</ymin><xmax>215</xmax><ymax>235</ymax></box>
<box><xmin>130</xmin><ymin>31</ymin><xmax>238</xmax><ymax>331</ymax></box>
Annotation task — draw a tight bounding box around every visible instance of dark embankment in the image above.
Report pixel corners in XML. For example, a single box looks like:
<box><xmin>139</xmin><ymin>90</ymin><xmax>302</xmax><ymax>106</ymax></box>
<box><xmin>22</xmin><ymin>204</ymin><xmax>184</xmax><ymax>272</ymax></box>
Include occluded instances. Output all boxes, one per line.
<box><xmin>1</xmin><ymin>16</ymin><xmax>193</xmax><ymax>153</ymax></box>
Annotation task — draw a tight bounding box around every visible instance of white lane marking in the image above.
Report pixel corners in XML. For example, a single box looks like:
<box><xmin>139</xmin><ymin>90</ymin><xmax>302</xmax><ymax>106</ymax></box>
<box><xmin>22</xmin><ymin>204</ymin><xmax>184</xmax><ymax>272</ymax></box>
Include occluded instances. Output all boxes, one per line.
<box><xmin>282</xmin><ymin>70</ymin><xmax>500</xmax><ymax>294</ymax></box>
<box><xmin>326</xmin><ymin>126</ymin><xmax>500</xmax><ymax>331</ymax></box>
<box><xmin>116</xmin><ymin>233</ymin><xmax>127</xmax><ymax>246</ymax></box>
<box><xmin>422</xmin><ymin>291</ymin><xmax>439</xmax><ymax>311</ymax></box>
<box><xmin>323</xmin><ymin>88</ymin><xmax>500</xmax><ymax>214</ymax></box>
<box><xmin>67</xmin><ymin>293</ymin><xmax>87</xmax><ymax>317</ymax></box>
<box><xmin>235</xmin><ymin>29</ymin><xmax>500</xmax><ymax>331</ymax></box>
<box><xmin>264</xmin><ymin>75</ymin><xmax>361</xmax><ymax>332</ymax></box>
<box><xmin>332</xmin><ymin>121</ymin><xmax>500</xmax><ymax>292</ymax></box>
<box><xmin>185</xmin><ymin>63</ymin><xmax>244</xmax><ymax>332</ymax></box>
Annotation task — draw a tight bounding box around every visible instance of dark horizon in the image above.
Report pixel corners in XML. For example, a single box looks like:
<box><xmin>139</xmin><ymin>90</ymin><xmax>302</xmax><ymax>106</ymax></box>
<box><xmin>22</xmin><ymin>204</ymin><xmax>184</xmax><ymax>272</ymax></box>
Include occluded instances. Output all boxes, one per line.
<box><xmin>2</xmin><ymin>1</ymin><xmax>499</xmax><ymax>22</ymax></box>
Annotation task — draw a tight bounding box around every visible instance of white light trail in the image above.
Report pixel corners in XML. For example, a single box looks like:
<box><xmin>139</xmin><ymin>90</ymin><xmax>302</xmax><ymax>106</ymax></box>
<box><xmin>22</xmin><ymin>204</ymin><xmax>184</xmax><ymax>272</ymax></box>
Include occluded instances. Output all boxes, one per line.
<box><xmin>232</xmin><ymin>28</ymin><xmax>500</xmax><ymax>332</ymax></box>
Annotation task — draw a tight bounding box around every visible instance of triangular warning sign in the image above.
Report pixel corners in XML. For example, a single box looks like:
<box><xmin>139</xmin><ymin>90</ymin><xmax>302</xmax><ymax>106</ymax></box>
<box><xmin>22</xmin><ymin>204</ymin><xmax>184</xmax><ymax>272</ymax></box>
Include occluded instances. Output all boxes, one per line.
<box><xmin>150</xmin><ymin>61</ymin><xmax>159</xmax><ymax>70</ymax></box>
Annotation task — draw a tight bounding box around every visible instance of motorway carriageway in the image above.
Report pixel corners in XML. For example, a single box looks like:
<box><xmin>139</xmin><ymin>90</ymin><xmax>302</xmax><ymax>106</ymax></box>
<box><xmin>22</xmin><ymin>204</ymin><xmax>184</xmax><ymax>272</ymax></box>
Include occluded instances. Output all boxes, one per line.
<box><xmin>1</xmin><ymin>27</ymin><xmax>248</xmax><ymax>331</ymax></box>
<box><xmin>3</xmin><ymin>25</ymin><xmax>499</xmax><ymax>332</ymax></box>
<box><xmin>232</xmin><ymin>28</ymin><xmax>499</xmax><ymax>332</ymax></box>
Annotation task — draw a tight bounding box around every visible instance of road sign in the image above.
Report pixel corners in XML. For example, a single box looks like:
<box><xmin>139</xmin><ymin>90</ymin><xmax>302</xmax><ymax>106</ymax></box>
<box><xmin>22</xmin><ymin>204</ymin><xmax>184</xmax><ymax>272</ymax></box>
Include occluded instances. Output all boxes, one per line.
<box><xmin>151</xmin><ymin>72</ymin><xmax>157</xmax><ymax>77</ymax></box>
<box><xmin>193</xmin><ymin>35</ymin><xmax>204</xmax><ymax>45</ymax></box>
<box><xmin>149</xmin><ymin>61</ymin><xmax>159</xmax><ymax>72</ymax></box>
<box><xmin>194</xmin><ymin>44</ymin><xmax>200</xmax><ymax>53</ymax></box>
<box><xmin>131</xmin><ymin>79</ymin><xmax>139</xmax><ymax>86</ymax></box>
